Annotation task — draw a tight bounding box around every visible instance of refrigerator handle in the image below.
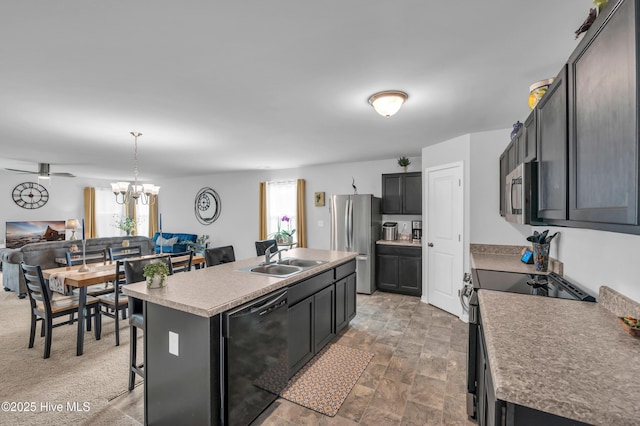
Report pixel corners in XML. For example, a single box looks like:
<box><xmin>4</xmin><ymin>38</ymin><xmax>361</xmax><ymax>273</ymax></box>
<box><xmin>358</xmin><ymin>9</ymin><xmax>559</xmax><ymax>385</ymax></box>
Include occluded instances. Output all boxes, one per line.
<box><xmin>346</xmin><ymin>199</ymin><xmax>353</xmax><ymax>251</ymax></box>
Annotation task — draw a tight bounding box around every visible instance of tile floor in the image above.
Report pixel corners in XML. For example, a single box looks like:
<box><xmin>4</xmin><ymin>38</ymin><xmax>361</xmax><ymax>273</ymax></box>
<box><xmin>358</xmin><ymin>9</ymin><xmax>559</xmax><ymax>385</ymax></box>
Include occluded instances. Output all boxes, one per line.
<box><xmin>110</xmin><ymin>291</ymin><xmax>475</xmax><ymax>425</ymax></box>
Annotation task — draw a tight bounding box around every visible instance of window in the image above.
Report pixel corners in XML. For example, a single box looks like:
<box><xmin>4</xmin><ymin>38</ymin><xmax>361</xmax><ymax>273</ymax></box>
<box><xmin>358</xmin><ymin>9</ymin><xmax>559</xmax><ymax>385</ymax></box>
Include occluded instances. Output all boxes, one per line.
<box><xmin>266</xmin><ymin>180</ymin><xmax>297</xmax><ymax>237</ymax></box>
<box><xmin>94</xmin><ymin>187</ymin><xmax>149</xmax><ymax>237</ymax></box>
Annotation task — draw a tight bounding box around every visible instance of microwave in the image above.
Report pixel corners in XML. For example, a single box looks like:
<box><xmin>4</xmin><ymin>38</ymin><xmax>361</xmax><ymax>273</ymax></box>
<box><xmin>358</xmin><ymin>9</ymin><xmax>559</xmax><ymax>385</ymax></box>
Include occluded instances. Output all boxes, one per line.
<box><xmin>505</xmin><ymin>162</ymin><xmax>543</xmax><ymax>225</ymax></box>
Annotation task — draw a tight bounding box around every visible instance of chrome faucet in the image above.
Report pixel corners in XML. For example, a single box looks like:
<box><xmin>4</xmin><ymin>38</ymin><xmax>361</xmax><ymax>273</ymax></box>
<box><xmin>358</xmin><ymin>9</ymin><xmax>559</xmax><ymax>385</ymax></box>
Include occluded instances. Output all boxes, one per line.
<box><xmin>264</xmin><ymin>244</ymin><xmax>288</xmax><ymax>264</ymax></box>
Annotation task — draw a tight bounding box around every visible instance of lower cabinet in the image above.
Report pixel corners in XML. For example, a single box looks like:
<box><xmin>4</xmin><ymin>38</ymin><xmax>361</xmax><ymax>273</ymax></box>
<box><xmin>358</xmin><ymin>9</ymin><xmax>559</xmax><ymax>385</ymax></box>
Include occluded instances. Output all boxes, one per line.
<box><xmin>288</xmin><ymin>260</ymin><xmax>356</xmax><ymax>377</ymax></box>
<box><xmin>376</xmin><ymin>245</ymin><xmax>422</xmax><ymax>296</ymax></box>
<box><xmin>288</xmin><ymin>297</ymin><xmax>315</xmax><ymax>376</ymax></box>
<box><xmin>335</xmin><ymin>273</ymin><xmax>356</xmax><ymax>332</ymax></box>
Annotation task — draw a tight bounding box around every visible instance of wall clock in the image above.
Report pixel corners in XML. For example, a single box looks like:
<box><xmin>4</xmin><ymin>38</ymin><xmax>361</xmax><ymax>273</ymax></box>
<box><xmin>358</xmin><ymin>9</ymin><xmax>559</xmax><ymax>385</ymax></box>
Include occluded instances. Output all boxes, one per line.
<box><xmin>194</xmin><ymin>187</ymin><xmax>221</xmax><ymax>225</ymax></box>
<box><xmin>12</xmin><ymin>182</ymin><xmax>49</xmax><ymax>209</ymax></box>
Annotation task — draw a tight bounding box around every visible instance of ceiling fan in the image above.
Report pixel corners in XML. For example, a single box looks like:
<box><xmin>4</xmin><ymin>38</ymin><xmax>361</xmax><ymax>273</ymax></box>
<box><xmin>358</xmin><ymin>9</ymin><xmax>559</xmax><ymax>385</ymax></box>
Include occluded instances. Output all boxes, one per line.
<box><xmin>5</xmin><ymin>163</ymin><xmax>75</xmax><ymax>178</ymax></box>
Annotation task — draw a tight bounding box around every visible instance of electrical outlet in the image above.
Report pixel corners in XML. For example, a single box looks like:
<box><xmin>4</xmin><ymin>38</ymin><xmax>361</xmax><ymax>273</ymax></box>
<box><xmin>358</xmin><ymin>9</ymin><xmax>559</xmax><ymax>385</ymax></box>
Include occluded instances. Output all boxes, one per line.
<box><xmin>169</xmin><ymin>331</ymin><xmax>179</xmax><ymax>356</ymax></box>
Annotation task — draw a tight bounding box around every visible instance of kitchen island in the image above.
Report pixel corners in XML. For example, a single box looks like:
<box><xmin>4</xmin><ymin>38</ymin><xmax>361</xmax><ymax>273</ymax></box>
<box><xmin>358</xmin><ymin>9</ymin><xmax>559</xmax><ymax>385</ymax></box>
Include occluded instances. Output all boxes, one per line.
<box><xmin>122</xmin><ymin>248</ymin><xmax>357</xmax><ymax>425</ymax></box>
<box><xmin>477</xmin><ymin>289</ymin><xmax>640</xmax><ymax>425</ymax></box>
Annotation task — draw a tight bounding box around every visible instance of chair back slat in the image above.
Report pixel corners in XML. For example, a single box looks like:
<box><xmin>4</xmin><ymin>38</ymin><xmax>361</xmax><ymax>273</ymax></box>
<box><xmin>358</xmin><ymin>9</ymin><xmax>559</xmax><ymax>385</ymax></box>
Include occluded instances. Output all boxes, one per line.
<box><xmin>21</xmin><ymin>263</ymin><xmax>52</xmax><ymax>316</ymax></box>
<box><xmin>65</xmin><ymin>248</ymin><xmax>107</xmax><ymax>266</ymax></box>
<box><xmin>109</xmin><ymin>245</ymin><xmax>143</xmax><ymax>261</ymax></box>
<box><xmin>170</xmin><ymin>251</ymin><xmax>194</xmax><ymax>273</ymax></box>
<box><xmin>205</xmin><ymin>246</ymin><xmax>236</xmax><ymax>267</ymax></box>
<box><xmin>124</xmin><ymin>256</ymin><xmax>173</xmax><ymax>284</ymax></box>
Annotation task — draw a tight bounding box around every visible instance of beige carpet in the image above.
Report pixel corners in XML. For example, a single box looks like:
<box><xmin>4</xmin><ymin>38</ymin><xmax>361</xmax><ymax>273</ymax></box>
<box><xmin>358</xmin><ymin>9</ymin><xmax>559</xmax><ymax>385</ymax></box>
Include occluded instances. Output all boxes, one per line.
<box><xmin>0</xmin><ymin>289</ymin><xmax>142</xmax><ymax>425</ymax></box>
<box><xmin>280</xmin><ymin>343</ymin><xmax>374</xmax><ymax>416</ymax></box>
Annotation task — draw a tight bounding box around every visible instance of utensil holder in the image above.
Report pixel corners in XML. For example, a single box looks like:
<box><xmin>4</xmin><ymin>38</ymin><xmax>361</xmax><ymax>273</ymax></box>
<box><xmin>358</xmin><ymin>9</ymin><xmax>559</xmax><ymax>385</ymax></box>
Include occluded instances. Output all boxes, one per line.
<box><xmin>532</xmin><ymin>242</ymin><xmax>550</xmax><ymax>272</ymax></box>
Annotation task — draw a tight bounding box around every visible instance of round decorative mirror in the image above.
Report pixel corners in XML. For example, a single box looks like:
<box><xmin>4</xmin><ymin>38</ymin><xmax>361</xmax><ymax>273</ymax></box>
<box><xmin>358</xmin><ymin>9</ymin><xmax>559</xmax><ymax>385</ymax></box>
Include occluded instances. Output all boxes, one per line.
<box><xmin>194</xmin><ymin>187</ymin><xmax>221</xmax><ymax>225</ymax></box>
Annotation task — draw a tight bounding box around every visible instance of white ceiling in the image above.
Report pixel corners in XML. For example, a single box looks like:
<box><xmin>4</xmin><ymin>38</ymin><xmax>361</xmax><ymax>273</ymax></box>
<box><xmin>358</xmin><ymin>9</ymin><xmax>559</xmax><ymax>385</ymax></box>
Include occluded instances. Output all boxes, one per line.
<box><xmin>0</xmin><ymin>1</ymin><xmax>591</xmax><ymax>181</ymax></box>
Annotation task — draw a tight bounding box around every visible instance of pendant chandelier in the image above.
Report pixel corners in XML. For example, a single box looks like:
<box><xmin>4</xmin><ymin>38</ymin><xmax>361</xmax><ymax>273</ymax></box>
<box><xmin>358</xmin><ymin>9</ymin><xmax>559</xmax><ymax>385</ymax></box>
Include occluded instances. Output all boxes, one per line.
<box><xmin>111</xmin><ymin>132</ymin><xmax>160</xmax><ymax>205</ymax></box>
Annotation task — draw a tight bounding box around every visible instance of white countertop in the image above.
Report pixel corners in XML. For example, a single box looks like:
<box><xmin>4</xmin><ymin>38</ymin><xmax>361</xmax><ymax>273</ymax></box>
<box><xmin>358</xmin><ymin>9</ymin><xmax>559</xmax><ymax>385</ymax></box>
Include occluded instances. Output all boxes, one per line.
<box><xmin>122</xmin><ymin>248</ymin><xmax>357</xmax><ymax>317</ymax></box>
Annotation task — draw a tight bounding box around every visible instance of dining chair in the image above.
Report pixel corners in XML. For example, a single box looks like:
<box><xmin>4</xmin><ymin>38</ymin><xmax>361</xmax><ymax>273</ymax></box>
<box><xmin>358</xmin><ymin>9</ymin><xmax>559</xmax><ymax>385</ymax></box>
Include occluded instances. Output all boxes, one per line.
<box><xmin>255</xmin><ymin>239</ymin><xmax>278</xmax><ymax>256</ymax></box>
<box><xmin>205</xmin><ymin>245</ymin><xmax>236</xmax><ymax>267</ymax></box>
<box><xmin>21</xmin><ymin>263</ymin><xmax>101</xmax><ymax>359</ymax></box>
<box><xmin>123</xmin><ymin>256</ymin><xmax>173</xmax><ymax>391</ymax></box>
<box><xmin>170</xmin><ymin>250</ymin><xmax>194</xmax><ymax>273</ymax></box>
<box><xmin>96</xmin><ymin>260</ymin><xmax>128</xmax><ymax>346</ymax></box>
<box><xmin>109</xmin><ymin>245</ymin><xmax>143</xmax><ymax>261</ymax></box>
<box><xmin>66</xmin><ymin>248</ymin><xmax>114</xmax><ymax>297</ymax></box>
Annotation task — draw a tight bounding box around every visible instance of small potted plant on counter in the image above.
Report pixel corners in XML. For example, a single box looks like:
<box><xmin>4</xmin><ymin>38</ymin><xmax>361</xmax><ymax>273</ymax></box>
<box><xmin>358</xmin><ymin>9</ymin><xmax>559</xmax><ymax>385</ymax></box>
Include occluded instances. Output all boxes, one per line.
<box><xmin>269</xmin><ymin>215</ymin><xmax>296</xmax><ymax>244</ymax></box>
<box><xmin>143</xmin><ymin>261</ymin><xmax>170</xmax><ymax>289</ymax></box>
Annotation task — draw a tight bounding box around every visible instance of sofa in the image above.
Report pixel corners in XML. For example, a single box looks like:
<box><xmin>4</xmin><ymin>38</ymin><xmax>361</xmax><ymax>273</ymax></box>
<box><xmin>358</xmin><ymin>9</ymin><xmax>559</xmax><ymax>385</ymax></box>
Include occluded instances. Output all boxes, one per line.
<box><xmin>152</xmin><ymin>232</ymin><xmax>197</xmax><ymax>254</ymax></box>
<box><xmin>1</xmin><ymin>236</ymin><xmax>154</xmax><ymax>298</ymax></box>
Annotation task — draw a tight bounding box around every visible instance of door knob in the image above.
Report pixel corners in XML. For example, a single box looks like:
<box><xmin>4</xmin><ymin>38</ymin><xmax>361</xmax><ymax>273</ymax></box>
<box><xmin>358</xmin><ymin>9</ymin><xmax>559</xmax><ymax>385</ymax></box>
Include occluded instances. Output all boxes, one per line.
<box><xmin>428</xmin><ymin>243</ymin><xmax>434</xmax><ymax>247</ymax></box>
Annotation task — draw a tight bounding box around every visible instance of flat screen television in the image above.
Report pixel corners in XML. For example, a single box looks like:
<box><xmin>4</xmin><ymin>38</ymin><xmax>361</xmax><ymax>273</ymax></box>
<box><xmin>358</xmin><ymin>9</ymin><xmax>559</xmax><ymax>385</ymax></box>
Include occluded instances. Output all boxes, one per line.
<box><xmin>5</xmin><ymin>221</ymin><xmax>66</xmax><ymax>249</ymax></box>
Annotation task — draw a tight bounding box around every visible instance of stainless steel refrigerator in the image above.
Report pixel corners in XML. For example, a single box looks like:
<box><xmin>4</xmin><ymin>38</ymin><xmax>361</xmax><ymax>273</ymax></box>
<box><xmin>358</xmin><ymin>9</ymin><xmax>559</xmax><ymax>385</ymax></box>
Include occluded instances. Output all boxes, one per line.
<box><xmin>330</xmin><ymin>194</ymin><xmax>382</xmax><ymax>294</ymax></box>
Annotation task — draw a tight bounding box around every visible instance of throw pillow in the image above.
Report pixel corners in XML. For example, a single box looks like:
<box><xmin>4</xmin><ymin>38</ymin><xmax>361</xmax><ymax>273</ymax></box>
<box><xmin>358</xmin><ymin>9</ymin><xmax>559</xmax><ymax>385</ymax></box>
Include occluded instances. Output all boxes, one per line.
<box><xmin>157</xmin><ymin>236</ymin><xmax>178</xmax><ymax>246</ymax></box>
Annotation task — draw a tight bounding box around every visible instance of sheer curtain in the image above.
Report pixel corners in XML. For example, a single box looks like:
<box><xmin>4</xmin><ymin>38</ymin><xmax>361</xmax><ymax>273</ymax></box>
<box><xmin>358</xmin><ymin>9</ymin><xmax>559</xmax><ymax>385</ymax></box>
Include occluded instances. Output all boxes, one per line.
<box><xmin>95</xmin><ymin>187</ymin><xmax>125</xmax><ymax>237</ymax></box>
<box><xmin>266</xmin><ymin>181</ymin><xmax>297</xmax><ymax>237</ymax></box>
<box><xmin>92</xmin><ymin>188</ymin><xmax>149</xmax><ymax>237</ymax></box>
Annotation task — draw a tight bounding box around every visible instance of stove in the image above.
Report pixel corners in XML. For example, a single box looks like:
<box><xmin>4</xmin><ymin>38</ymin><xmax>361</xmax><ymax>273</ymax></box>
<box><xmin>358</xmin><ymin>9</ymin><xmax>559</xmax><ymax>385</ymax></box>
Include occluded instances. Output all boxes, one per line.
<box><xmin>466</xmin><ymin>269</ymin><xmax>595</xmax><ymax>421</ymax></box>
<box><xmin>471</xmin><ymin>270</ymin><xmax>595</xmax><ymax>301</ymax></box>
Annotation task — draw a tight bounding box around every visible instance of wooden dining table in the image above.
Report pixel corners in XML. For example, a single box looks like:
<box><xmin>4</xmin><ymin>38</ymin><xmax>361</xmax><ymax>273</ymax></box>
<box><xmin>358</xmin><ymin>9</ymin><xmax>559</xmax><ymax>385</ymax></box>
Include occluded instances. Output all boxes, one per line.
<box><xmin>42</xmin><ymin>253</ymin><xmax>205</xmax><ymax>355</ymax></box>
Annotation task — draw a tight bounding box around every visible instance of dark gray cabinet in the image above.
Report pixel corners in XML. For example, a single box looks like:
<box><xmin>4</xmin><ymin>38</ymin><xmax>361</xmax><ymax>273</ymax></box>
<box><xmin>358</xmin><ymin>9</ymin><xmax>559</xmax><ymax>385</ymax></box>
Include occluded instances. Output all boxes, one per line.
<box><xmin>288</xmin><ymin>296</ymin><xmax>314</xmax><ymax>375</ymax></box>
<box><xmin>376</xmin><ymin>244</ymin><xmax>422</xmax><ymax>296</ymax></box>
<box><xmin>288</xmin><ymin>260</ymin><xmax>356</xmax><ymax>377</ymax></box>
<box><xmin>335</xmin><ymin>273</ymin><xmax>356</xmax><ymax>332</ymax></box>
<box><xmin>499</xmin><ymin>153</ymin><xmax>507</xmax><ymax>217</ymax></box>
<box><xmin>537</xmin><ymin>66</ymin><xmax>568</xmax><ymax>221</ymax></box>
<box><xmin>314</xmin><ymin>284</ymin><xmax>335</xmax><ymax>350</ymax></box>
<box><xmin>568</xmin><ymin>0</ymin><xmax>638</xmax><ymax>225</ymax></box>
<box><xmin>523</xmin><ymin>110</ymin><xmax>537</xmax><ymax>163</ymax></box>
<box><xmin>382</xmin><ymin>172</ymin><xmax>422</xmax><ymax>215</ymax></box>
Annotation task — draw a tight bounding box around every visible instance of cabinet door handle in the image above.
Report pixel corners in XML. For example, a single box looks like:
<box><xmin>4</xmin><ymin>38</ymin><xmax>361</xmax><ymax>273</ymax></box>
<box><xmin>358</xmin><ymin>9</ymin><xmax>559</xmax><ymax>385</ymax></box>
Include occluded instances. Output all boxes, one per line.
<box><xmin>428</xmin><ymin>243</ymin><xmax>434</xmax><ymax>247</ymax></box>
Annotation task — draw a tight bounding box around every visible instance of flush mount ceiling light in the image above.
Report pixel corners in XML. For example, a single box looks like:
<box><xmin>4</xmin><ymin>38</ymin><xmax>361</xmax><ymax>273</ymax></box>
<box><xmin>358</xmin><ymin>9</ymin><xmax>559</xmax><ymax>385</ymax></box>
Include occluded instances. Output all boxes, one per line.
<box><xmin>368</xmin><ymin>90</ymin><xmax>408</xmax><ymax>118</ymax></box>
<box><xmin>111</xmin><ymin>132</ymin><xmax>160</xmax><ymax>205</ymax></box>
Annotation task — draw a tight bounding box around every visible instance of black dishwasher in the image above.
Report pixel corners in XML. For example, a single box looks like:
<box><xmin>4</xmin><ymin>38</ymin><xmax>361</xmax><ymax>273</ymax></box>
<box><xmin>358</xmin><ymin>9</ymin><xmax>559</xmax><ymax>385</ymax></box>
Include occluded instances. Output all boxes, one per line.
<box><xmin>222</xmin><ymin>289</ymin><xmax>288</xmax><ymax>426</ymax></box>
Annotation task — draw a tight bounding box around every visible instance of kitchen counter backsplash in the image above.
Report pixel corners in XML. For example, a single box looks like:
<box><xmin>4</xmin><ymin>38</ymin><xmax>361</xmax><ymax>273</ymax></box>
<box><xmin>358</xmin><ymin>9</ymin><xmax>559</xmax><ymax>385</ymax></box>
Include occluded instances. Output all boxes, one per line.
<box><xmin>599</xmin><ymin>286</ymin><xmax>640</xmax><ymax>319</ymax></box>
<box><xmin>470</xmin><ymin>243</ymin><xmax>524</xmax><ymax>255</ymax></box>
<box><xmin>470</xmin><ymin>243</ymin><xmax>563</xmax><ymax>275</ymax></box>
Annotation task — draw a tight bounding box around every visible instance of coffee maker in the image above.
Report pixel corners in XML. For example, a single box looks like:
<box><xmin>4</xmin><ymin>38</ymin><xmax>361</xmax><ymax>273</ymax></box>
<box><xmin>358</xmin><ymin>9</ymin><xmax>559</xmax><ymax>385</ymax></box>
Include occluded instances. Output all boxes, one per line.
<box><xmin>411</xmin><ymin>220</ymin><xmax>422</xmax><ymax>243</ymax></box>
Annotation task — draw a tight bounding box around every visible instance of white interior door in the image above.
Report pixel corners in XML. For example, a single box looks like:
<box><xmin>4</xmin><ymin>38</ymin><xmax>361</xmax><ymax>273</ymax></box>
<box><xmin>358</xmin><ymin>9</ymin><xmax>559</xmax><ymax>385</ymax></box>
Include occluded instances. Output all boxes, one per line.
<box><xmin>425</xmin><ymin>162</ymin><xmax>463</xmax><ymax>317</ymax></box>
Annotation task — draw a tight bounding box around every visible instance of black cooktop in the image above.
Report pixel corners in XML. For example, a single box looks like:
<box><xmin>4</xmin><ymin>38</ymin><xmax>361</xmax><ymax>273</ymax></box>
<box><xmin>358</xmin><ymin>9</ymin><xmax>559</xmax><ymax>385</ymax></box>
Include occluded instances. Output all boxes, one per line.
<box><xmin>472</xmin><ymin>270</ymin><xmax>595</xmax><ymax>302</ymax></box>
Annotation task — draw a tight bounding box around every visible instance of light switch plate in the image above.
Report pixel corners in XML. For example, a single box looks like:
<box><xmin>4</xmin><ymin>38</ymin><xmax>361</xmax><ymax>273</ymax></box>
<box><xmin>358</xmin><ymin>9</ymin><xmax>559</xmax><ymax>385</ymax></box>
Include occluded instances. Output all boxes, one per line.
<box><xmin>169</xmin><ymin>331</ymin><xmax>179</xmax><ymax>356</ymax></box>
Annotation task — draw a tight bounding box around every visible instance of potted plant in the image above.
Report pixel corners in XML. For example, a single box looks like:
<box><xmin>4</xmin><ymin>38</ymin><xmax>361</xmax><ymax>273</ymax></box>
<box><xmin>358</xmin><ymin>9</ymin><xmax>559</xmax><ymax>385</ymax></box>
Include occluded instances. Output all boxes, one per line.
<box><xmin>113</xmin><ymin>215</ymin><xmax>137</xmax><ymax>236</ymax></box>
<box><xmin>143</xmin><ymin>261</ymin><xmax>170</xmax><ymax>288</ymax></box>
<box><xmin>398</xmin><ymin>156</ymin><xmax>411</xmax><ymax>172</ymax></box>
<box><xmin>269</xmin><ymin>215</ymin><xmax>296</xmax><ymax>244</ymax></box>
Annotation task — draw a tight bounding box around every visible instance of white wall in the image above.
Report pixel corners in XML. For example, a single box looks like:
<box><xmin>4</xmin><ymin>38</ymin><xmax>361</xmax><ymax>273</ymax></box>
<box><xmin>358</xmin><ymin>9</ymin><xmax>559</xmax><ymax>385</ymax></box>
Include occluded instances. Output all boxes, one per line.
<box><xmin>422</xmin><ymin>128</ymin><xmax>640</xmax><ymax>303</ymax></box>
<box><xmin>0</xmin><ymin>172</ymin><xmax>115</xmax><ymax>243</ymax></box>
<box><xmin>469</xmin><ymin>129</ymin><xmax>530</xmax><ymax>244</ymax></box>
<box><xmin>152</xmin><ymin>156</ymin><xmax>422</xmax><ymax>260</ymax></box>
<box><xmin>539</xmin><ymin>226</ymin><xmax>640</xmax><ymax>301</ymax></box>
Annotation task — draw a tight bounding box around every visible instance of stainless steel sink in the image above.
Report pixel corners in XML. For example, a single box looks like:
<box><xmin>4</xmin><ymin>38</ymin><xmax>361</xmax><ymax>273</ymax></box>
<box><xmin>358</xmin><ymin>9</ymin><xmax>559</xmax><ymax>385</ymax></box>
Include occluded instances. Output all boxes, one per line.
<box><xmin>277</xmin><ymin>258</ymin><xmax>327</xmax><ymax>268</ymax></box>
<box><xmin>238</xmin><ymin>258</ymin><xmax>327</xmax><ymax>277</ymax></box>
<box><xmin>247</xmin><ymin>264</ymin><xmax>303</xmax><ymax>277</ymax></box>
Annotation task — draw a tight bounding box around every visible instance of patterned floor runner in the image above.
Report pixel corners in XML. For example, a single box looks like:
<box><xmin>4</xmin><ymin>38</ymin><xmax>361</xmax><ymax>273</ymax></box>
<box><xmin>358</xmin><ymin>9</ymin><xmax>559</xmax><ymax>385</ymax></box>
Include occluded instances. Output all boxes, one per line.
<box><xmin>280</xmin><ymin>343</ymin><xmax>375</xmax><ymax>416</ymax></box>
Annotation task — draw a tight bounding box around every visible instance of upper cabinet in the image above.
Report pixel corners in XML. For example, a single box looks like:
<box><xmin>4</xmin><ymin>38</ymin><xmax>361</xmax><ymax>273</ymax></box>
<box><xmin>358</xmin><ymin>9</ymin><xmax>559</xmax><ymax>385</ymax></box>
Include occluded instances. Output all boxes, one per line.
<box><xmin>568</xmin><ymin>0</ymin><xmax>638</xmax><ymax>225</ymax></box>
<box><xmin>382</xmin><ymin>172</ymin><xmax>422</xmax><ymax>215</ymax></box>
<box><xmin>499</xmin><ymin>0</ymin><xmax>640</xmax><ymax>234</ymax></box>
<box><xmin>523</xmin><ymin>109</ymin><xmax>537</xmax><ymax>163</ymax></box>
<box><xmin>537</xmin><ymin>66</ymin><xmax>568</xmax><ymax>221</ymax></box>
